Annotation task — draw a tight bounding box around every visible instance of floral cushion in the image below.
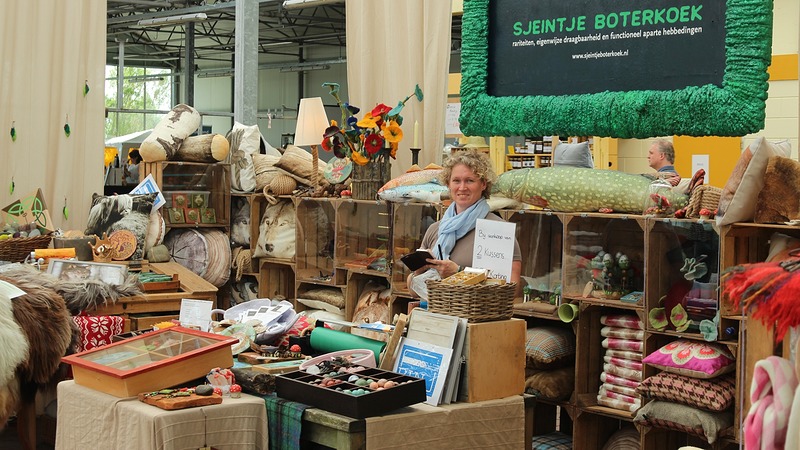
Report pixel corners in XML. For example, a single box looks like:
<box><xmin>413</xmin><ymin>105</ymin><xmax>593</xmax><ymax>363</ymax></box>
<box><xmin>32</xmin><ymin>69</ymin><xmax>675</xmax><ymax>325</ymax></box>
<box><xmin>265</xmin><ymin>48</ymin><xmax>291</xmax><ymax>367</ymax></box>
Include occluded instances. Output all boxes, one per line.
<box><xmin>637</xmin><ymin>371</ymin><xmax>735</xmax><ymax>411</ymax></box>
<box><xmin>642</xmin><ymin>339</ymin><xmax>735</xmax><ymax>379</ymax></box>
<box><xmin>525</xmin><ymin>326</ymin><xmax>576</xmax><ymax>369</ymax></box>
<box><xmin>634</xmin><ymin>400</ymin><xmax>733</xmax><ymax>444</ymax></box>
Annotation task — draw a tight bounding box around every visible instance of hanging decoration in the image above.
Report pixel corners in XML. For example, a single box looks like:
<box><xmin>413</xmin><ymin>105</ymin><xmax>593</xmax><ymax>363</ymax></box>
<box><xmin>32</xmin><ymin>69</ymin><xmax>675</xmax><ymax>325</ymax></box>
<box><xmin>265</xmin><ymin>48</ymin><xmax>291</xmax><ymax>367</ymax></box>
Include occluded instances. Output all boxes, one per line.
<box><xmin>10</xmin><ymin>121</ymin><xmax>16</xmax><ymax>142</ymax></box>
<box><xmin>9</xmin><ymin>177</ymin><xmax>14</xmax><ymax>195</ymax></box>
<box><xmin>83</xmin><ymin>80</ymin><xmax>90</xmax><ymax>97</ymax></box>
<box><xmin>64</xmin><ymin>114</ymin><xmax>71</xmax><ymax>137</ymax></box>
<box><xmin>63</xmin><ymin>197</ymin><xmax>69</xmax><ymax>220</ymax></box>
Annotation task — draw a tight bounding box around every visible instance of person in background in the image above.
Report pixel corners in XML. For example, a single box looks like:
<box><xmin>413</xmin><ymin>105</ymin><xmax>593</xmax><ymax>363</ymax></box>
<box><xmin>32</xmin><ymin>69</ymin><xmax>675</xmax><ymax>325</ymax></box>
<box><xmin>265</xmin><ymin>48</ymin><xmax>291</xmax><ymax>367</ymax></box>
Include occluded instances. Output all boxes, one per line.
<box><xmin>408</xmin><ymin>149</ymin><xmax>522</xmax><ymax>297</ymax></box>
<box><xmin>647</xmin><ymin>139</ymin><xmax>680</xmax><ymax>185</ymax></box>
<box><xmin>124</xmin><ymin>149</ymin><xmax>142</xmax><ymax>185</ymax></box>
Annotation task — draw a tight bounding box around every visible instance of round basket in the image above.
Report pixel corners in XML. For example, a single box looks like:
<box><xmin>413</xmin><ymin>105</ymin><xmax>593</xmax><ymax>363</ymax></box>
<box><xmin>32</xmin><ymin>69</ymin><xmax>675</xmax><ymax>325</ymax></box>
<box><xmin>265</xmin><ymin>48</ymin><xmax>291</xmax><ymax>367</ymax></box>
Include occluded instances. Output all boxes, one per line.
<box><xmin>0</xmin><ymin>234</ymin><xmax>53</xmax><ymax>262</ymax></box>
<box><xmin>426</xmin><ymin>279</ymin><xmax>516</xmax><ymax>323</ymax></box>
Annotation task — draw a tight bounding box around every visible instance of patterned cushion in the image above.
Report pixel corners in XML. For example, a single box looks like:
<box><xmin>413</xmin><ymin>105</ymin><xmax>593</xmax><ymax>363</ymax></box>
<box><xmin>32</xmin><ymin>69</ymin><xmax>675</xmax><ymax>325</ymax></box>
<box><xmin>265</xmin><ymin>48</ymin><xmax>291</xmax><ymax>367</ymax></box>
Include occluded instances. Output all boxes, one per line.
<box><xmin>525</xmin><ymin>326</ymin><xmax>575</xmax><ymax>369</ymax></box>
<box><xmin>601</xmin><ymin>326</ymin><xmax>644</xmax><ymax>340</ymax></box>
<box><xmin>73</xmin><ymin>315</ymin><xmax>125</xmax><ymax>352</ymax></box>
<box><xmin>276</xmin><ymin>314</ymin><xmax>310</xmax><ymax>348</ymax></box>
<box><xmin>634</xmin><ymin>401</ymin><xmax>733</xmax><ymax>444</ymax></box>
<box><xmin>637</xmin><ymin>372</ymin><xmax>735</xmax><ymax>411</ymax></box>
<box><xmin>531</xmin><ymin>431</ymin><xmax>572</xmax><ymax>450</ymax></box>
<box><xmin>600</xmin><ymin>314</ymin><xmax>643</xmax><ymax>330</ymax></box>
<box><xmin>642</xmin><ymin>339</ymin><xmax>735</xmax><ymax>379</ymax></box>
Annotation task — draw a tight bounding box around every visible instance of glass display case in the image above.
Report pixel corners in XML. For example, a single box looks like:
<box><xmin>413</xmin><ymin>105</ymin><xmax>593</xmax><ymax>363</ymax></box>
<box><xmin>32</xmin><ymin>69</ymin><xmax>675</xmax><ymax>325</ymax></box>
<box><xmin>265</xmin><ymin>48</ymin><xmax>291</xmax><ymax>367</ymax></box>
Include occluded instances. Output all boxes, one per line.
<box><xmin>142</xmin><ymin>161</ymin><xmax>231</xmax><ymax>229</ymax></box>
<box><xmin>390</xmin><ymin>202</ymin><xmax>440</xmax><ymax>295</ymax></box>
<box><xmin>295</xmin><ymin>198</ymin><xmax>340</xmax><ymax>284</ymax></box>
<box><xmin>62</xmin><ymin>326</ymin><xmax>235</xmax><ymax>397</ymax></box>
<box><xmin>335</xmin><ymin>199</ymin><xmax>391</xmax><ymax>276</ymax></box>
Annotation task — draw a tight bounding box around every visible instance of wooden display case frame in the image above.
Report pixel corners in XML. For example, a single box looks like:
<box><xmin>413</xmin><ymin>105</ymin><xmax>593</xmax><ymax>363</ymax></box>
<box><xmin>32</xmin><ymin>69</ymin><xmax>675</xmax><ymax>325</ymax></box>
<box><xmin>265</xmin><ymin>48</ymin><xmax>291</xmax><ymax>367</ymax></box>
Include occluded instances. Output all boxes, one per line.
<box><xmin>295</xmin><ymin>197</ymin><xmax>340</xmax><ymax>285</ymax></box>
<box><xmin>335</xmin><ymin>199</ymin><xmax>391</xmax><ymax>276</ymax></box>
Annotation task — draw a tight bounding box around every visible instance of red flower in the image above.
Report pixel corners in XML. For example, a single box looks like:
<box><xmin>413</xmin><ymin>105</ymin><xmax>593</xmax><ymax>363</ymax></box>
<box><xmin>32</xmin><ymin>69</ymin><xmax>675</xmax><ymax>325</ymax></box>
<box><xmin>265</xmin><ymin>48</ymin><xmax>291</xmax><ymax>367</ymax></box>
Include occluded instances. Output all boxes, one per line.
<box><xmin>370</xmin><ymin>103</ymin><xmax>391</xmax><ymax>118</ymax></box>
<box><xmin>364</xmin><ymin>133</ymin><xmax>385</xmax><ymax>155</ymax></box>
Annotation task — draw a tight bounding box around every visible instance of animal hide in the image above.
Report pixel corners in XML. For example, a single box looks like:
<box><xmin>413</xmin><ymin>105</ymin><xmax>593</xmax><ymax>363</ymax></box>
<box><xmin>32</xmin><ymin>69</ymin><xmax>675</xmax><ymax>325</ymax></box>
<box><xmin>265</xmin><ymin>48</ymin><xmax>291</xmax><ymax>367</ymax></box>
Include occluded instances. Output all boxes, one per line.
<box><xmin>0</xmin><ymin>288</ymin><xmax>29</xmax><ymax>388</ymax></box>
<box><xmin>0</xmin><ymin>264</ymin><xmax>142</xmax><ymax>315</ymax></box>
<box><xmin>755</xmin><ymin>156</ymin><xmax>800</xmax><ymax>223</ymax></box>
<box><xmin>0</xmin><ymin>377</ymin><xmax>20</xmax><ymax>430</ymax></box>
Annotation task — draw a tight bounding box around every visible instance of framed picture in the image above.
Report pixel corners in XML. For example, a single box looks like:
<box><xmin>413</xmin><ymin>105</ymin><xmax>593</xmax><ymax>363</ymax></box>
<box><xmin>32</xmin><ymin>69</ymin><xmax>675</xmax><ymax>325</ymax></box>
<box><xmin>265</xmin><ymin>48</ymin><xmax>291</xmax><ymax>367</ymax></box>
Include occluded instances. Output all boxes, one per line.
<box><xmin>459</xmin><ymin>0</ymin><xmax>772</xmax><ymax>138</ymax></box>
<box><xmin>185</xmin><ymin>208</ymin><xmax>200</xmax><ymax>224</ymax></box>
<box><xmin>47</xmin><ymin>259</ymin><xmax>128</xmax><ymax>285</ymax></box>
<box><xmin>200</xmin><ymin>207</ymin><xmax>216</xmax><ymax>224</ymax></box>
<box><xmin>172</xmin><ymin>193</ymin><xmax>188</xmax><ymax>209</ymax></box>
<box><xmin>168</xmin><ymin>207</ymin><xmax>185</xmax><ymax>224</ymax></box>
<box><xmin>191</xmin><ymin>193</ymin><xmax>207</xmax><ymax>208</ymax></box>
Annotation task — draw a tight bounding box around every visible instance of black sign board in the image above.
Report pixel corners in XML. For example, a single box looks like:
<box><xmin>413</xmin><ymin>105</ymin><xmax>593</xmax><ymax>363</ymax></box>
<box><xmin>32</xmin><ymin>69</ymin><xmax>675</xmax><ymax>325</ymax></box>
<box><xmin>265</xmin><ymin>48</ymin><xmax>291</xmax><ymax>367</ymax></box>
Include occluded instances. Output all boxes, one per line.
<box><xmin>487</xmin><ymin>0</ymin><xmax>726</xmax><ymax>97</ymax></box>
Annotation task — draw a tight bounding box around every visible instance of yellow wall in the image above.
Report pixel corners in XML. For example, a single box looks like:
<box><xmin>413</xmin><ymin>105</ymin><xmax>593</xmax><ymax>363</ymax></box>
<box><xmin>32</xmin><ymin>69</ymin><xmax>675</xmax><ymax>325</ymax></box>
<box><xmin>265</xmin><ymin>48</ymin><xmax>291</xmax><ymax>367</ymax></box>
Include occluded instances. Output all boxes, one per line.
<box><xmin>673</xmin><ymin>136</ymin><xmax>741</xmax><ymax>188</ymax></box>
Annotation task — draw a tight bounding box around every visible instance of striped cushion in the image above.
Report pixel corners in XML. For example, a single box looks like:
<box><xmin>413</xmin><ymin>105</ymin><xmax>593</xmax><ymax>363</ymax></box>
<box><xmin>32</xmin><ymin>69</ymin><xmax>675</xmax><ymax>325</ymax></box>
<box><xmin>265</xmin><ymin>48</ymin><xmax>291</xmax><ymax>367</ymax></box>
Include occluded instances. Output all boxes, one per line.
<box><xmin>601</xmin><ymin>427</ymin><xmax>639</xmax><ymax>450</ymax></box>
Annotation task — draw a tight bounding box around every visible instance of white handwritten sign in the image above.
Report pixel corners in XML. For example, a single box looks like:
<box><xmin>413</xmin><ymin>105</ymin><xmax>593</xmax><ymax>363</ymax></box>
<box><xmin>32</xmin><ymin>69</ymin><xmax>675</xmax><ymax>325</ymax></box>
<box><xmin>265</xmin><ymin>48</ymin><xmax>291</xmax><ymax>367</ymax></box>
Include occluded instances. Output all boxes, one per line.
<box><xmin>179</xmin><ymin>299</ymin><xmax>213</xmax><ymax>332</ymax></box>
<box><xmin>472</xmin><ymin>219</ymin><xmax>516</xmax><ymax>281</ymax></box>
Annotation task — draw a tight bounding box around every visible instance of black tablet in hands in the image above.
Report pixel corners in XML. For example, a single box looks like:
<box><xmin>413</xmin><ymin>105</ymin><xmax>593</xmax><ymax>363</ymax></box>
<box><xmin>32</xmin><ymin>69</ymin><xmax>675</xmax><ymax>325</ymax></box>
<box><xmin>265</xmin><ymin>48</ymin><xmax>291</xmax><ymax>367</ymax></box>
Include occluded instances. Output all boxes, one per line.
<box><xmin>400</xmin><ymin>249</ymin><xmax>435</xmax><ymax>271</ymax></box>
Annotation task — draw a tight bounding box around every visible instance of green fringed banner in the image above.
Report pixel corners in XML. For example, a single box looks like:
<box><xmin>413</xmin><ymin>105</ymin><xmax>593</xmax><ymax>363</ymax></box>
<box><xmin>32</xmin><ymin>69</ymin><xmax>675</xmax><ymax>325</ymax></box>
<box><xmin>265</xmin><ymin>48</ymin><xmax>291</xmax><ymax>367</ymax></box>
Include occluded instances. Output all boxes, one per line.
<box><xmin>460</xmin><ymin>0</ymin><xmax>774</xmax><ymax>138</ymax></box>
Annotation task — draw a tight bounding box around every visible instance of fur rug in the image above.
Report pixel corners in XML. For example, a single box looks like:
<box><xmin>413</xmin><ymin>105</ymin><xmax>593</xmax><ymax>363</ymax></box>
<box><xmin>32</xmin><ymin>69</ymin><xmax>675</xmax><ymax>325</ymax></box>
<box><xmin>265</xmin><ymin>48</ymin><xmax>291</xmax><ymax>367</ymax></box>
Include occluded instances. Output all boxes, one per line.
<box><xmin>0</xmin><ymin>264</ymin><xmax>142</xmax><ymax>315</ymax></box>
<box><xmin>0</xmin><ymin>286</ymin><xmax>29</xmax><ymax>388</ymax></box>
<box><xmin>755</xmin><ymin>156</ymin><xmax>800</xmax><ymax>223</ymax></box>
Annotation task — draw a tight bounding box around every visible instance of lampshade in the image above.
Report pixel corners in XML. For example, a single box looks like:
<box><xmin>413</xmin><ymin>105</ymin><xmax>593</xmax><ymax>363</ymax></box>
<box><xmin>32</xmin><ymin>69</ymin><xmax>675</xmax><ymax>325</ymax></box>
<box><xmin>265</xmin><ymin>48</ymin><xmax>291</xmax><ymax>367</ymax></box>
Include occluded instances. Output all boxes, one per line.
<box><xmin>294</xmin><ymin>97</ymin><xmax>329</xmax><ymax>147</ymax></box>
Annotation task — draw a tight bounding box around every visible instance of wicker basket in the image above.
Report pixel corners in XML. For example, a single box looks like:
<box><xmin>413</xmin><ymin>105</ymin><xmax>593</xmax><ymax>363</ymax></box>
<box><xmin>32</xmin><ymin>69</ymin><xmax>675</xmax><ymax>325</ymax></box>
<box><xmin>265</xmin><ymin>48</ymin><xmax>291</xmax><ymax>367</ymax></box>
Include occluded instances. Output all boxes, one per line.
<box><xmin>0</xmin><ymin>234</ymin><xmax>53</xmax><ymax>262</ymax></box>
<box><xmin>426</xmin><ymin>279</ymin><xmax>516</xmax><ymax>322</ymax></box>
<box><xmin>686</xmin><ymin>185</ymin><xmax>722</xmax><ymax>219</ymax></box>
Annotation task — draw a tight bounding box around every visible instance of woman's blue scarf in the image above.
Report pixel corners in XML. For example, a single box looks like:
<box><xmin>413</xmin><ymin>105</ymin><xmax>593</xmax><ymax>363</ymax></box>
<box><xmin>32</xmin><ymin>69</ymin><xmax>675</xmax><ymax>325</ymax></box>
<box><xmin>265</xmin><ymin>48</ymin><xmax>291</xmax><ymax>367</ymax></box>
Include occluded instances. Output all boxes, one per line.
<box><xmin>434</xmin><ymin>198</ymin><xmax>489</xmax><ymax>260</ymax></box>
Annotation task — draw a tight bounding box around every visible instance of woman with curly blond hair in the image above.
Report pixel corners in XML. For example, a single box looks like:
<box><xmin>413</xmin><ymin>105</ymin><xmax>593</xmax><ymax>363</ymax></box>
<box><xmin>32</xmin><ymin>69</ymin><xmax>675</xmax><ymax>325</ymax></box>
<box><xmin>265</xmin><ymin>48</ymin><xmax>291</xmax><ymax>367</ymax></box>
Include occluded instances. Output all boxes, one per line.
<box><xmin>408</xmin><ymin>149</ymin><xmax>521</xmax><ymax>297</ymax></box>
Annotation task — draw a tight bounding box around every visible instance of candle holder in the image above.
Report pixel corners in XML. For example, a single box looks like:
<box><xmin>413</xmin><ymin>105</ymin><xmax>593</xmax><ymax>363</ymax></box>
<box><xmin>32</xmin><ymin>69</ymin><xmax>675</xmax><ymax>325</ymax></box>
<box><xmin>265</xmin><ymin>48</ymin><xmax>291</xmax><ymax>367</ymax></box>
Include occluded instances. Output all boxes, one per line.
<box><xmin>410</xmin><ymin>147</ymin><xmax>421</xmax><ymax>166</ymax></box>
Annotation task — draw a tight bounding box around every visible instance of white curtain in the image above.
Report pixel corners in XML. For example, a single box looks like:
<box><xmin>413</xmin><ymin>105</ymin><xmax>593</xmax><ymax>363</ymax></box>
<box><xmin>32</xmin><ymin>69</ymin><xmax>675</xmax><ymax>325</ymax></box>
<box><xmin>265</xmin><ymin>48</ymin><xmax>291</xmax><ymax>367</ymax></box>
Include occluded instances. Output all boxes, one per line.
<box><xmin>0</xmin><ymin>0</ymin><xmax>106</xmax><ymax>232</ymax></box>
<box><xmin>346</xmin><ymin>0</ymin><xmax>452</xmax><ymax>176</ymax></box>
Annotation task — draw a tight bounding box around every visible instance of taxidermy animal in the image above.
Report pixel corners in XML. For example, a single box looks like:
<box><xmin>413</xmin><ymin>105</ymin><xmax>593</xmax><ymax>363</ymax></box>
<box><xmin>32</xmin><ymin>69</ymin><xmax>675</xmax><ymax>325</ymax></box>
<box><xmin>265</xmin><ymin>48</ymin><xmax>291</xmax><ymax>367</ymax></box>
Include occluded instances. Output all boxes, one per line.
<box><xmin>377</xmin><ymin>183</ymin><xmax>450</xmax><ymax>203</ymax></box>
<box><xmin>492</xmin><ymin>166</ymin><xmax>688</xmax><ymax>213</ymax></box>
<box><xmin>0</xmin><ymin>276</ymin><xmax>77</xmax><ymax>450</ymax></box>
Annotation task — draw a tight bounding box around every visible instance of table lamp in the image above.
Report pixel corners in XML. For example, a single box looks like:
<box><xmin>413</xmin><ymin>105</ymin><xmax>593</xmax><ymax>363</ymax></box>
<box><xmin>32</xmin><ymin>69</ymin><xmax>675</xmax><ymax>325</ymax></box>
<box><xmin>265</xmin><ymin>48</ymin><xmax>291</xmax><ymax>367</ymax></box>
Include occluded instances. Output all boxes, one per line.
<box><xmin>294</xmin><ymin>97</ymin><xmax>329</xmax><ymax>187</ymax></box>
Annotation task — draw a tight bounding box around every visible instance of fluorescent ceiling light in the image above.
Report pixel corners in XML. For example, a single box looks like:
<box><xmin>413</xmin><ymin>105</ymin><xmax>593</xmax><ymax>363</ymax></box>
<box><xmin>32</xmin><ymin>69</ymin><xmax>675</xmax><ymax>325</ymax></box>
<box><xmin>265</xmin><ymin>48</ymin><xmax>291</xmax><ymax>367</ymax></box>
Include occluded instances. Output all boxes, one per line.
<box><xmin>282</xmin><ymin>0</ymin><xmax>344</xmax><ymax>11</ymax></box>
<box><xmin>279</xmin><ymin>64</ymin><xmax>331</xmax><ymax>73</ymax></box>
<box><xmin>137</xmin><ymin>13</ymin><xmax>208</xmax><ymax>26</ymax></box>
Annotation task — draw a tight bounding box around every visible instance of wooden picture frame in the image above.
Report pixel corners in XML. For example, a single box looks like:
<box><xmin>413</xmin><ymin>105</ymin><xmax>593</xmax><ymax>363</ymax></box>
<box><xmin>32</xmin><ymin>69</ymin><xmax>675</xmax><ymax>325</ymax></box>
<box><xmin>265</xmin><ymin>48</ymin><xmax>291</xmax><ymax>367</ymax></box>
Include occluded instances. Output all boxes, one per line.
<box><xmin>185</xmin><ymin>208</ymin><xmax>200</xmax><ymax>224</ymax></box>
<box><xmin>459</xmin><ymin>0</ymin><xmax>773</xmax><ymax>138</ymax></box>
<box><xmin>200</xmin><ymin>207</ymin><xmax>216</xmax><ymax>224</ymax></box>
<box><xmin>47</xmin><ymin>258</ymin><xmax>129</xmax><ymax>285</ymax></box>
<box><xmin>191</xmin><ymin>193</ymin><xmax>207</xmax><ymax>208</ymax></box>
<box><xmin>168</xmin><ymin>207</ymin><xmax>185</xmax><ymax>224</ymax></box>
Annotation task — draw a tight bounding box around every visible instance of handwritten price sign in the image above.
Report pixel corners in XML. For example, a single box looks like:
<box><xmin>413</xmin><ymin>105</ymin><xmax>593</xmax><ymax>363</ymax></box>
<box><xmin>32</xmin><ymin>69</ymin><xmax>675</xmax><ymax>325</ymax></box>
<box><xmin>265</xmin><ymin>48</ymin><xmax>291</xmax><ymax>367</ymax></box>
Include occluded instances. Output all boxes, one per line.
<box><xmin>472</xmin><ymin>219</ymin><xmax>516</xmax><ymax>282</ymax></box>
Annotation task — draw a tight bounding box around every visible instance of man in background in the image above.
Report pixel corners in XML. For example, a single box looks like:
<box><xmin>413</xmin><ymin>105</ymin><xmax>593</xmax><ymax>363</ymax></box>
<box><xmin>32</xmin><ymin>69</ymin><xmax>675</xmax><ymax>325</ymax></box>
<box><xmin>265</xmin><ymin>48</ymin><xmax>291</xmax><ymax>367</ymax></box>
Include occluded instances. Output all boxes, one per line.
<box><xmin>124</xmin><ymin>149</ymin><xmax>142</xmax><ymax>185</ymax></box>
<box><xmin>648</xmin><ymin>139</ymin><xmax>680</xmax><ymax>185</ymax></box>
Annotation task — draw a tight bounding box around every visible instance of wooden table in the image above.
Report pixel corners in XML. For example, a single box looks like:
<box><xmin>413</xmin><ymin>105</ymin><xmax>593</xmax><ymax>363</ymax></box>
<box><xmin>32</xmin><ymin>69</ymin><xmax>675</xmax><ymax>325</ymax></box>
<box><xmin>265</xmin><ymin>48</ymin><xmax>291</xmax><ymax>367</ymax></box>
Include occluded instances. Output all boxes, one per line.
<box><xmin>90</xmin><ymin>261</ymin><xmax>217</xmax><ymax>330</ymax></box>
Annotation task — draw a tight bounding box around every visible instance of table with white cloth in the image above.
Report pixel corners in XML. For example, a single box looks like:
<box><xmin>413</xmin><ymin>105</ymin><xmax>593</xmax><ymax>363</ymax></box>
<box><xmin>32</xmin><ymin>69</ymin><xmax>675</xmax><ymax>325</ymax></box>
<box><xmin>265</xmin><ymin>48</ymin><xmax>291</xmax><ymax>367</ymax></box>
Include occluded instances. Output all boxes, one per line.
<box><xmin>55</xmin><ymin>380</ymin><xmax>268</xmax><ymax>450</ymax></box>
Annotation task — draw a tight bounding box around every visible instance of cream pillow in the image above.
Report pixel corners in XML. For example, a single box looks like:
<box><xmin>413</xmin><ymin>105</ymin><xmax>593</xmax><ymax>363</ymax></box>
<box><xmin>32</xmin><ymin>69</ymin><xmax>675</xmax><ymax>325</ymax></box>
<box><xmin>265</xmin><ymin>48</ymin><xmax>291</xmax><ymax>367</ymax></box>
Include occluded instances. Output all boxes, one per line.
<box><xmin>227</xmin><ymin>122</ymin><xmax>260</xmax><ymax>193</ymax></box>
<box><xmin>716</xmin><ymin>137</ymin><xmax>791</xmax><ymax>226</ymax></box>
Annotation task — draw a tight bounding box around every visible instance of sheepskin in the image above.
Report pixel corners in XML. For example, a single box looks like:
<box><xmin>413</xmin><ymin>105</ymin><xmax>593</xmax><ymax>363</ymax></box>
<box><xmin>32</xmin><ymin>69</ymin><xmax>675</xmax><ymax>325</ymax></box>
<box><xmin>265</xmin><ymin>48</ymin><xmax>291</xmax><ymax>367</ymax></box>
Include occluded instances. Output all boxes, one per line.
<box><xmin>755</xmin><ymin>156</ymin><xmax>800</xmax><ymax>223</ymax></box>
<box><xmin>0</xmin><ymin>285</ymin><xmax>29</xmax><ymax>388</ymax></box>
<box><xmin>0</xmin><ymin>264</ymin><xmax>142</xmax><ymax>315</ymax></box>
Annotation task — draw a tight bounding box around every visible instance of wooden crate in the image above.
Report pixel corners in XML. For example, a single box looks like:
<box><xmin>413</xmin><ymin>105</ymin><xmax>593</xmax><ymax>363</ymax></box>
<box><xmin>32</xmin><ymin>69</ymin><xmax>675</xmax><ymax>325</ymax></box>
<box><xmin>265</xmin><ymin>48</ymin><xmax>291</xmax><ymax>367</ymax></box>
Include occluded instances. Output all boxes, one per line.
<box><xmin>389</xmin><ymin>202</ymin><xmax>440</xmax><ymax>295</ymax></box>
<box><xmin>130</xmin><ymin>313</ymin><xmax>179</xmax><ymax>331</ymax></box>
<box><xmin>562</xmin><ymin>213</ymin><xmax>645</xmax><ymax>305</ymax></box>
<box><xmin>258</xmin><ymin>260</ymin><xmax>295</xmax><ymax>300</ymax></box>
<box><xmin>345</xmin><ymin>271</ymin><xmax>390</xmax><ymax>322</ymax></box>
<box><xmin>571</xmin><ymin>408</ymin><xmax>633</xmax><ymax>450</ymax></box>
<box><xmin>458</xmin><ymin>318</ymin><xmax>525</xmax><ymax>403</ymax></box>
<box><xmin>295</xmin><ymin>197</ymin><xmax>339</xmax><ymax>284</ymax></box>
<box><xmin>645</xmin><ymin>218</ymin><xmax>720</xmax><ymax>338</ymax></box>
<box><xmin>504</xmin><ymin>210</ymin><xmax>564</xmax><ymax>304</ymax></box>
<box><xmin>335</xmin><ymin>199</ymin><xmax>391</xmax><ymax>276</ymax></box>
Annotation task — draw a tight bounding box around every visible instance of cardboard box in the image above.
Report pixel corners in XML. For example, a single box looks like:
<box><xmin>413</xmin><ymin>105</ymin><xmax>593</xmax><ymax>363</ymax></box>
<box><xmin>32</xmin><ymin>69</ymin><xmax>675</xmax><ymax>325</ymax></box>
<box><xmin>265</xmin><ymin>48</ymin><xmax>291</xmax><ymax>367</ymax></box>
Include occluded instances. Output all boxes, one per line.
<box><xmin>458</xmin><ymin>318</ymin><xmax>525</xmax><ymax>403</ymax></box>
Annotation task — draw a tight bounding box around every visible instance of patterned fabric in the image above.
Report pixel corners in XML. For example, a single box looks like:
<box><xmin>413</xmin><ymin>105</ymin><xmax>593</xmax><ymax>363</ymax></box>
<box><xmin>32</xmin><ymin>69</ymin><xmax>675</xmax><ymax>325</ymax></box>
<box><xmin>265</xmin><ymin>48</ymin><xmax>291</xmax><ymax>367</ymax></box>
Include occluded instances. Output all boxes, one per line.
<box><xmin>604</xmin><ymin>356</ymin><xmax>642</xmax><ymax>371</ymax></box>
<box><xmin>643</xmin><ymin>340</ymin><xmax>735</xmax><ymax>379</ymax></box>
<box><xmin>745</xmin><ymin>356</ymin><xmax>799</xmax><ymax>450</ymax></box>
<box><xmin>597</xmin><ymin>395</ymin><xmax>640</xmax><ymax>412</ymax></box>
<box><xmin>276</xmin><ymin>315</ymin><xmax>310</xmax><ymax>348</ymax></box>
<box><xmin>264</xmin><ymin>393</ymin><xmax>308</xmax><ymax>450</ymax></box>
<box><xmin>598</xmin><ymin>386</ymin><xmax>640</xmax><ymax>405</ymax></box>
<box><xmin>602</xmin><ymin>382</ymin><xmax>637</xmax><ymax>398</ymax></box>
<box><xmin>600</xmin><ymin>326</ymin><xmax>644</xmax><ymax>340</ymax></box>
<box><xmin>602</xmin><ymin>337</ymin><xmax>643</xmax><ymax>352</ymax></box>
<box><xmin>73</xmin><ymin>315</ymin><xmax>125</xmax><ymax>352</ymax></box>
<box><xmin>634</xmin><ymin>401</ymin><xmax>733</xmax><ymax>444</ymax></box>
<box><xmin>600</xmin><ymin>314</ymin><xmax>643</xmax><ymax>330</ymax></box>
<box><xmin>525</xmin><ymin>326</ymin><xmax>576</xmax><ymax>369</ymax></box>
<box><xmin>604</xmin><ymin>363</ymin><xmax>642</xmax><ymax>381</ymax></box>
<box><xmin>637</xmin><ymin>372</ymin><xmax>735</xmax><ymax>411</ymax></box>
<box><xmin>605</xmin><ymin>349</ymin><xmax>642</xmax><ymax>361</ymax></box>
<box><xmin>531</xmin><ymin>431</ymin><xmax>572</xmax><ymax>450</ymax></box>
<box><xmin>600</xmin><ymin>372</ymin><xmax>640</xmax><ymax>390</ymax></box>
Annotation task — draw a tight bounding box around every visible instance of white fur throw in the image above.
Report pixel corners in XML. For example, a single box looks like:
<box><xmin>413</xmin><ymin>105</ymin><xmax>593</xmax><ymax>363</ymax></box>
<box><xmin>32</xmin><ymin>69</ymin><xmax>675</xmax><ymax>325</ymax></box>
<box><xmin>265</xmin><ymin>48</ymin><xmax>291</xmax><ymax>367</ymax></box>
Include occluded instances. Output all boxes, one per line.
<box><xmin>0</xmin><ymin>283</ymin><xmax>30</xmax><ymax>388</ymax></box>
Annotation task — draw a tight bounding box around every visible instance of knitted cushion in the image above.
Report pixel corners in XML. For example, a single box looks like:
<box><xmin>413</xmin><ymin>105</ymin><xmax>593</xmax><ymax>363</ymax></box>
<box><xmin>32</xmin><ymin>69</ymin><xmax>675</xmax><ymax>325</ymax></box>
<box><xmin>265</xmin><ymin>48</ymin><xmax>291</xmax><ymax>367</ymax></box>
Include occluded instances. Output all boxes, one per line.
<box><xmin>637</xmin><ymin>371</ymin><xmax>735</xmax><ymax>411</ymax></box>
<box><xmin>73</xmin><ymin>315</ymin><xmax>125</xmax><ymax>352</ymax></box>
<box><xmin>525</xmin><ymin>326</ymin><xmax>576</xmax><ymax>369</ymax></box>
<box><xmin>643</xmin><ymin>339</ymin><xmax>735</xmax><ymax>379</ymax></box>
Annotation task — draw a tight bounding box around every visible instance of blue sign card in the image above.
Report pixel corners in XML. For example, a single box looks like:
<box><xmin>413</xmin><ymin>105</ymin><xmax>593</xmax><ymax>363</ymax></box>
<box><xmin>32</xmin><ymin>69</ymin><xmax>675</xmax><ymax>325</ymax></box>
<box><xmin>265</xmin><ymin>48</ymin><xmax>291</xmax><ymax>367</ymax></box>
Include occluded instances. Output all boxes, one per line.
<box><xmin>393</xmin><ymin>338</ymin><xmax>453</xmax><ymax>405</ymax></box>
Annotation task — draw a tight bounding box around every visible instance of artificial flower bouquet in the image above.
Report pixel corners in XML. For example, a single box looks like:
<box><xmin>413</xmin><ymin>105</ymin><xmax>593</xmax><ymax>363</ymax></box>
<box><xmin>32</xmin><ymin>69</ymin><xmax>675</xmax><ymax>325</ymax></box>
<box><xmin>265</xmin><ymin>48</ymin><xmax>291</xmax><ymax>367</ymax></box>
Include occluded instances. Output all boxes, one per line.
<box><xmin>321</xmin><ymin>82</ymin><xmax>423</xmax><ymax>166</ymax></box>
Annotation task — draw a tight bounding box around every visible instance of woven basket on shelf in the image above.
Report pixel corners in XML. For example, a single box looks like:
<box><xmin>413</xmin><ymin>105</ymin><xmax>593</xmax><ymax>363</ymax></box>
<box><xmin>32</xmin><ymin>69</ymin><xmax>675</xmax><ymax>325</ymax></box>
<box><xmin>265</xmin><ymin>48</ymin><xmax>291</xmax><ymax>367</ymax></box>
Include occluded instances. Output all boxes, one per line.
<box><xmin>685</xmin><ymin>185</ymin><xmax>722</xmax><ymax>219</ymax></box>
<box><xmin>426</xmin><ymin>279</ymin><xmax>516</xmax><ymax>323</ymax></box>
<box><xmin>0</xmin><ymin>234</ymin><xmax>53</xmax><ymax>262</ymax></box>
